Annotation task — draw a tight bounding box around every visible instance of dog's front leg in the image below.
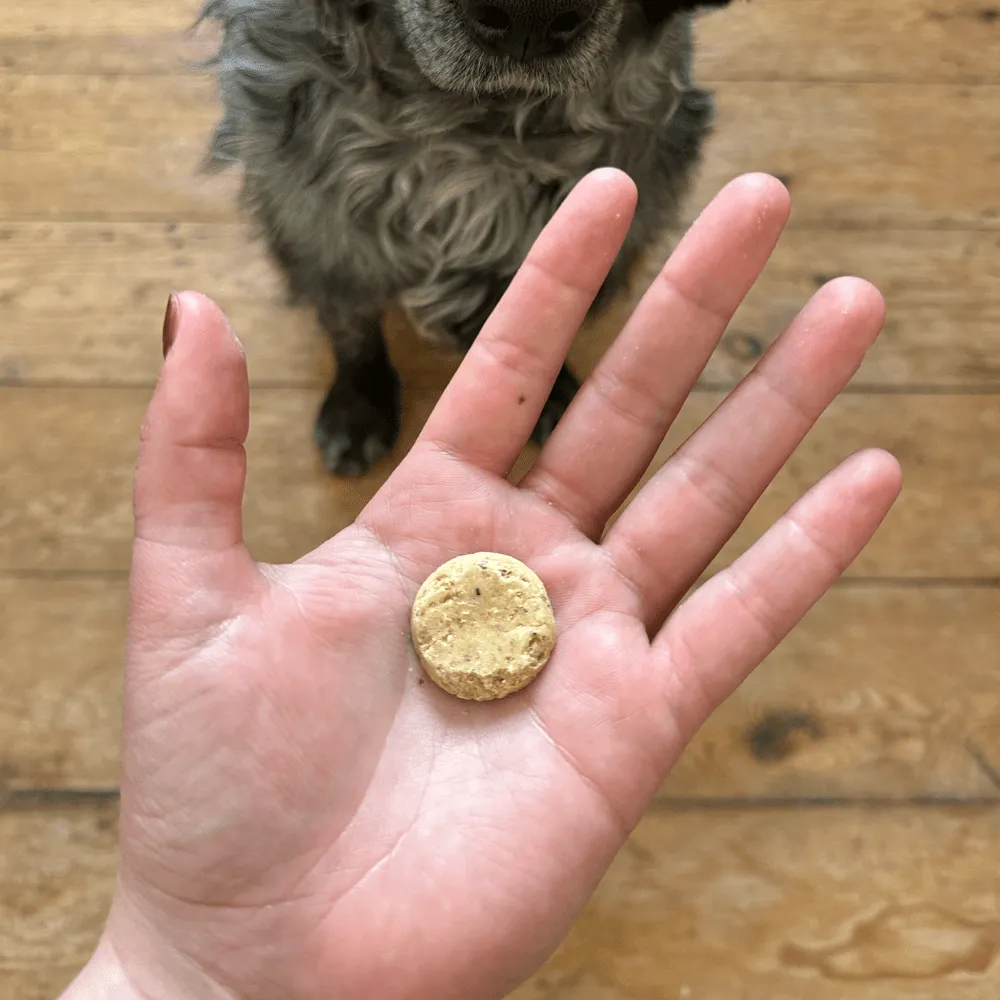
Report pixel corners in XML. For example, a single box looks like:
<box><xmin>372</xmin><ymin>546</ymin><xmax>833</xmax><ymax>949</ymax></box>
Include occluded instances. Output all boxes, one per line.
<box><xmin>431</xmin><ymin>275</ymin><xmax>582</xmax><ymax>448</ymax></box>
<box><xmin>529</xmin><ymin>241</ymin><xmax>644</xmax><ymax>443</ymax></box>
<box><xmin>530</xmin><ymin>364</ymin><xmax>580</xmax><ymax>445</ymax></box>
<box><xmin>313</xmin><ymin>312</ymin><xmax>402</xmax><ymax>477</ymax></box>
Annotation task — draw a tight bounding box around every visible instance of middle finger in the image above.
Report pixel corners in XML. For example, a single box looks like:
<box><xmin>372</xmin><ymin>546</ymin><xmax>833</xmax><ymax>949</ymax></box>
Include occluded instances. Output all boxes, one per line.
<box><xmin>520</xmin><ymin>173</ymin><xmax>790</xmax><ymax>537</ymax></box>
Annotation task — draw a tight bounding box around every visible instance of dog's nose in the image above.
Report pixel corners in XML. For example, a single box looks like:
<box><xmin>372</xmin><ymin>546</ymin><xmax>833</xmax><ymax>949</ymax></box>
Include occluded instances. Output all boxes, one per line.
<box><xmin>461</xmin><ymin>0</ymin><xmax>598</xmax><ymax>60</ymax></box>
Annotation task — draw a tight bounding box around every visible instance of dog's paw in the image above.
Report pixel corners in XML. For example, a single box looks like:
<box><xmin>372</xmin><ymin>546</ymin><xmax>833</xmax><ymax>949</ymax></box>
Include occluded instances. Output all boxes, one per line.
<box><xmin>314</xmin><ymin>378</ymin><xmax>400</xmax><ymax>477</ymax></box>
<box><xmin>531</xmin><ymin>365</ymin><xmax>579</xmax><ymax>446</ymax></box>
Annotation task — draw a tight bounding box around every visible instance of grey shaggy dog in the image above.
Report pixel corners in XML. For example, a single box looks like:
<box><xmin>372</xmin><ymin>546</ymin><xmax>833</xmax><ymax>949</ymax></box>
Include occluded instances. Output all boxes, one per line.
<box><xmin>199</xmin><ymin>0</ymin><xmax>734</xmax><ymax>474</ymax></box>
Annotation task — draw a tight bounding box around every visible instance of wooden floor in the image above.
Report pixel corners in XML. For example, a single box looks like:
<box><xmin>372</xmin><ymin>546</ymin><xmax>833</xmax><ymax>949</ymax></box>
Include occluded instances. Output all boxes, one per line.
<box><xmin>2</xmin><ymin>1</ymin><xmax>1000</xmax><ymax>996</ymax></box>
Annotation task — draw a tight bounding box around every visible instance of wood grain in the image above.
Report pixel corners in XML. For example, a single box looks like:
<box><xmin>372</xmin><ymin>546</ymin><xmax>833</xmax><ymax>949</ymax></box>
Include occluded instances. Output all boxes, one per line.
<box><xmin>696</xmin><ymin>0</ymin><xmax>1000</xmax><ymax>83</ymax></box>
<box><xmin>0</xmin><ymin>75</ymin><xmax>220</xmax><ymax>152</ymax></box>
<box><xmin>5</xmin><ymin>803</ymin><xmax>1000</xmax><ymax>999</ymax></box>
<box><xmin>0</xmin><ymin>0</ymin><xmax>215</xmax><ymax>75</ymax></box>
<box><xmin>5</xmin><ymin>0</ymin><xmax>1000</xmax><ymax>995</ymax></box>
<box><xmin>1</xmin><ymin>387</ymin><xmax>997</xmax><ymax>577</ymax></box>
<box><xmin>512</xmin><ymin>806</ymin><xmax>1000</xmax><ymax>1000</ymax></box>
<box><xmin>693</xmin><ymin>83</ymin><xmax>1000</xmax><ymax>230</ymax></box>
<box><xmin>4</xmin><ymin>223</ymin><xmax>1000</xmax><ymax>389</ymax></box>
<box><xmin>0</xmin><ymin>802</ymin><xmax>118</xmax><ymax>1000</ymax></box>
<box><xmin>5</xmin><ymin>77</ymin><xmax>1000</xmax><ymax>229</ymax></box>
<box><xmin>4</xmin><ymin>0</ymin><xmax>999</xmax><ymax>81</ymax></box>
<box><xmin>3</xmin><ymin>575</ymin><xmax>998</xmax><ymax>798</ymax></box>
<box><xmin>0</xmin><ymin>578</ymin><xmax>125</xmax><ymax>790</ymax></box>
<box><xmin>663</xmin><ymin>584</ymin><xmax>1000</xmax><ymax>801</ymax></box>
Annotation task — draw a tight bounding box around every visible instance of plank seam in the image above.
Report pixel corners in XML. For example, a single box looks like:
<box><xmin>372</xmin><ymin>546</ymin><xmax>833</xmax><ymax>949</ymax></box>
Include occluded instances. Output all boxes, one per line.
<box><xmin>4</xmin><ymin>70</ymin><xmax>1000</xmax><ymax>86</ymax></box>
<box><xmin>4</xmin><ymin>788</ymin><xmax>999</xmax><ymax>813</ymax></box>
<box><xmin>652</xmin><ymin>795</ymin><xmax>1000</xmax><ymax>810</ymax></box>
<box><xmin>4</xmin><ymin>215</ymin><xmax>1000</xmax><ymax>234</ymax></box>
<box><xmin>1</xmin><ymin>571</ymin><xmax>997</xmax><ymax>587</ymax></box>
<box><xmin>4</xmin><ymin>380</ymin><xmax>1000</xmax><ymax>397</ymax></box>
<box><xmin>0</xmin><ymin>787</ymin><xmax>119</xmax><ymax>811</ymax></box>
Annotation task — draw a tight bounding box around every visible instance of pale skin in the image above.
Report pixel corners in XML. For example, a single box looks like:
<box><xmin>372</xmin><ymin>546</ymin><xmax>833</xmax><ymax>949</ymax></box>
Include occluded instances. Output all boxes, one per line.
<box><xmin>64</xmin><ymin>170</ymin><xmax>901</xmax><ymax>1000</ymax></box>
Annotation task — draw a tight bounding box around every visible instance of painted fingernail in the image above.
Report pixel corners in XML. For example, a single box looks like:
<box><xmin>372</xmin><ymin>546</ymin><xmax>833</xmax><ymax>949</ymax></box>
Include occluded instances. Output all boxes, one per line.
<box><xmin>162</xmin><ymin>292</ymin><xmax>180</xmax><ymax>358</ymax></box>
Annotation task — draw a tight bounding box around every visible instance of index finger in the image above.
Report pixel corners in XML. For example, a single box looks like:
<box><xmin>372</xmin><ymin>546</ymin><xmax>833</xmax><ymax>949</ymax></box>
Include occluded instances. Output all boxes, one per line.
<box><xmin>415</xmin><ymin>168</ymin><xmax>637</xmax><ymax>476</ymax></box>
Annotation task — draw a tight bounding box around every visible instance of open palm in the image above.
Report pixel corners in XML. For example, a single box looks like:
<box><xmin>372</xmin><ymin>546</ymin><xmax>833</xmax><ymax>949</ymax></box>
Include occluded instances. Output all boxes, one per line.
<box><xmin>93</xmin><ymin>171</ymin><xmax>900</xmax><ymax>1000</ymax></box>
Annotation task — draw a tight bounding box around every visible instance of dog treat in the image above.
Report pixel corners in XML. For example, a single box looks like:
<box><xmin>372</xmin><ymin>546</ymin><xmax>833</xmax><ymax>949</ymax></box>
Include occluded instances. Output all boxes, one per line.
<box><xmin>410</xmin><ymin>552</ymin><xmax>556</xmax><ymax>701</ymax></box>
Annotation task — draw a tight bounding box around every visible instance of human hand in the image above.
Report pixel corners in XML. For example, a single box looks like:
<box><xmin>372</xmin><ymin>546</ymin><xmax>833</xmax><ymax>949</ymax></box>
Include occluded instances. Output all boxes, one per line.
<box><xmin>66</xmin><ymin>170</ymin><xmax>900</xmax><ymax>1000</ymax></box>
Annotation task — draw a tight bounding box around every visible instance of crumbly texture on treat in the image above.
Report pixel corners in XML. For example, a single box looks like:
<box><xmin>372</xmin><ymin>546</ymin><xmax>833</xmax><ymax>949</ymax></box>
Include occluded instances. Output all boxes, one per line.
<box><xmin>410</xmin><ymin>552</ymin><xmax>557</xmax><ymax>701</ymax></box>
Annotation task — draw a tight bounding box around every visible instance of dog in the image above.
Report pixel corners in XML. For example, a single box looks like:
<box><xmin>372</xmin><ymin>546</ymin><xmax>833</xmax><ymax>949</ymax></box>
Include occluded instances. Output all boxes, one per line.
<box><xmin>199</xmin><ymin>0</ymin><xmax>733</xmax><ymax>475</ymax></box>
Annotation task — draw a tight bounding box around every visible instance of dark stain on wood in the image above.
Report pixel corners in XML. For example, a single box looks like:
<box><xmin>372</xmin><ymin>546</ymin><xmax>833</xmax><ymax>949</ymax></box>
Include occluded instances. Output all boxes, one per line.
<box><xmin>745</xmin><ymin>710</ymin><xmax>824</xmax><ymax>763</ymax></box>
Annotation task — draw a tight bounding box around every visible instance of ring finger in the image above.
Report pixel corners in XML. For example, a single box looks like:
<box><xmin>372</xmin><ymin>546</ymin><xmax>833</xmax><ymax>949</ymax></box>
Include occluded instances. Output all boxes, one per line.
<box><xmin>603</xmin><ymin>275</ymin><xmax>887</xmax><ymax>632</ymax></box>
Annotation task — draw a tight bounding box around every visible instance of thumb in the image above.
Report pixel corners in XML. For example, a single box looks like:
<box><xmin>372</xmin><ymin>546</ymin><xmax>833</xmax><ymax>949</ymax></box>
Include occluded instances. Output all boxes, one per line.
<box><xmin>134</xmin><ymin>292</ymin><xmax>252</xmax><ymax>561</ymax></box>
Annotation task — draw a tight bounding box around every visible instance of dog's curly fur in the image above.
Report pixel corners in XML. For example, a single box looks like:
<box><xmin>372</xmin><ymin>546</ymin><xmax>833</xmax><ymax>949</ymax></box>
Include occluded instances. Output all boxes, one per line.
<box><xmin>200</xmin><ymin>0</ymin><xmax>733</xmax><ymax>474</ymax></box>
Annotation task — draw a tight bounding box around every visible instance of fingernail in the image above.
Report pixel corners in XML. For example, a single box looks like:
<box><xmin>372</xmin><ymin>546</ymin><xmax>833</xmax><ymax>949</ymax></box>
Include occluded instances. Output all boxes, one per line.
<box><xmin>162</xmin><ymin>292</ymin><xmax>180</xmax><ymax>358</ymax></box>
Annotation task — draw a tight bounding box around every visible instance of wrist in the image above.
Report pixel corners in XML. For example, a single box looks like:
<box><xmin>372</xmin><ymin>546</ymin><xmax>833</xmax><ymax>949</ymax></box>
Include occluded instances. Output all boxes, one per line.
<box><xmin>63</xmin><ymin>890</ymin><xmax>236</xmax><ymax>1000</ymax></box>
<box><xmin>61</xmin><ymin>936</ymin><xmax>143</xmax><ymax>1000</ymax></box>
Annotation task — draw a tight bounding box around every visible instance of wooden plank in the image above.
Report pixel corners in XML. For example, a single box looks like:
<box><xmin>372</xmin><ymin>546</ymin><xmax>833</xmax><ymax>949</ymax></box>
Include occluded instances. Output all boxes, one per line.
<box><xmin>1</xmin><ymin>388</ymin><xmax>998</xmax><ymax>577</ymax></box>
<box><xmin>0</xmin><ymin>578</ymin><xmax>125</xmax><ymax>790</ymax></box>
<box><xmin>0</xmin><ymin>383</ymin><xmax>443</xmax><ymax>574</ymax></box>
<box><xmin>0</xmin><ymin>0</ymin><xmax>214</xmax><ymax>75</ymax></box>
<box><xmin>581</xmin><ymin>227</ymin><xmax>1000</xmax><ymax>391</ymax></box>
<box><xmin>4</xmin><ymin>223</ymin><xmax>1000</xmax><ymax>390</ymax></box>
<box><xmin>4</xmin><ymin>803</ymin><xmax>1000</xmax><ymax>998</ymax></box>
<box><xmin>3</xmin><ymin>574</ymin><xmax>998</xmax><ymax>798</ymax></box>
<box><xmin>0</xmin><ymin>802</ymin><xmax>118</xmax><ymax>1000</ymax></box>
<box><xmin>662</xmin><ymin>584</ymin><xmax>1000</xmax><ymax>802</ymax></box>
<box><xmin>1</xmin><ymin>0</ymin><xmax>196</xmax><ymax>34</ymax></box>
<box><xmin>0</xmin><ymin>222</ymin><xmax>282</xmax><ymax>311</ymax></box>
<box><xmin>654</xmin><ymin>393</ymin><xmax>1000</xmax><ymax>582</ymax></box>
<box><xmin>0</xmin><ymin>75</ymin><xmax>220</xmax><ymax>152</ymax></box>
<box><xmin>512</xmin><ymin>806</ymin><xmax>1000</xmax><ymax>1000</ymax></box>
<box><xmin>0</xmin><ymin>33</ymin><xmax>203</xmax><ymax>77</ymax></box>
<box><xmin>0</xmin><ymin>151</ymin><xmax>239</xmax><ymax>223</ymax></box>
<box><xmin>4</xmin><ymin>77</ymin><xmax>1000</xmax><ymax>229</ymax></box>
<box><xmin>3</xmin><ymin>0</ymin><xmax>1000</xmax><ymax>82</ymax></box>
<box><xmin>693</xmin><ymin>83</ymin><xmax>1000</xmax><ymax>231</ymax></box>
<box><xmin>695</xmin><ymin>0</ymin><xmax>1000</xmax><ymax>83</ymax></box>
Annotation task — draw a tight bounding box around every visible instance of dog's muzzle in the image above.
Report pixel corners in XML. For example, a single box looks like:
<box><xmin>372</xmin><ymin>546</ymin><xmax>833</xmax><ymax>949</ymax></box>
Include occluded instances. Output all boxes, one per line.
<box><xmin>457</xmin><ymin>0</ymin><xmax>600</xmax><ymax>60</ymax></box>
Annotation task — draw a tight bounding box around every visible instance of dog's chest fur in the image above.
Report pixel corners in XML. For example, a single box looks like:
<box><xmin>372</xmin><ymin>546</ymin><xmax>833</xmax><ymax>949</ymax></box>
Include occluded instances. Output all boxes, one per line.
<box><xmin>204</xmin><ymin>1</ymin><xmax>715</xmax><ymax>333</ymax></box>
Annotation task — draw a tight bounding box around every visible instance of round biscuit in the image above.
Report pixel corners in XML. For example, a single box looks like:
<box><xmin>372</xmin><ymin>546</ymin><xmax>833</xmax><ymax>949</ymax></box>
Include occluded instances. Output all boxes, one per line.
<box><xmin>410</xmin><ymin>552</ymin><xmax>556</xmax><ymax>701</ymax></box>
